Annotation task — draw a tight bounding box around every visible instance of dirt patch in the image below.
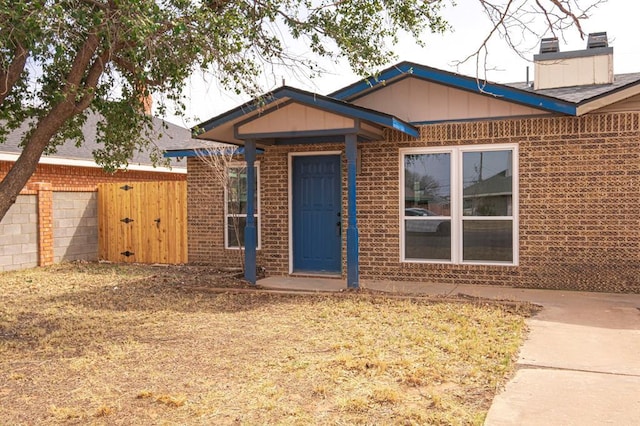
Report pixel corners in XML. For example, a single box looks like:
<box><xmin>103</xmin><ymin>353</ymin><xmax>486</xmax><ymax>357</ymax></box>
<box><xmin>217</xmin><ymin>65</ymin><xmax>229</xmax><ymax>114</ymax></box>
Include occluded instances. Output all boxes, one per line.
<box><xmin>0</xmin><ymin>262</ymin><xmax>533</xmax><ymax>425</ymax></box>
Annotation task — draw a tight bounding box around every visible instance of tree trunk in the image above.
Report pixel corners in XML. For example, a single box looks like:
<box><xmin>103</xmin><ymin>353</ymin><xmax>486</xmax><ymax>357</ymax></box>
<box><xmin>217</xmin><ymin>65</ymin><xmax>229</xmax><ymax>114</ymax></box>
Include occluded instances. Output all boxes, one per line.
<box><xmin>0</xmin><ymin>106</ymin><xmax>74</xmax><ymax>221</ymax></box>
<box><xmin>0</xmin><ymin>31</ymin><xmax>102</xmax><ymax>222</ymax></box>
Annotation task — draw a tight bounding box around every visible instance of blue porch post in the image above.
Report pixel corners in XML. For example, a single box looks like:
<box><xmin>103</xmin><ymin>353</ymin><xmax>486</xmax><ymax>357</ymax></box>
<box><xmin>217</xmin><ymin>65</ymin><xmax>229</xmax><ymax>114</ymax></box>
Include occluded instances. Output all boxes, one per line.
<box><xmin>345</xmin><ymin>133</ymin><xmax>359</xmax><ymax>289</ymax></box>
<box><xmin>244</xmin><ymin>139</ymin><xmax>257</xmax><ymax>285</ymax></box>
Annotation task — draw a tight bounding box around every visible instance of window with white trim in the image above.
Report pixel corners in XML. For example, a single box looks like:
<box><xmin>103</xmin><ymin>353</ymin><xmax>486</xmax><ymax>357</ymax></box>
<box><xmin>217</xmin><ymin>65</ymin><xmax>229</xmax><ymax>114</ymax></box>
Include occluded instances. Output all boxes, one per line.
<box><xmin>401</xmin><ymin>145</ymin><xmax>517</xmax><ymax>264</ymax></box>
<box><xmin>225</xmin><ymin>164</ymin><xmax>260</xmax><ymax>249</ymax></box>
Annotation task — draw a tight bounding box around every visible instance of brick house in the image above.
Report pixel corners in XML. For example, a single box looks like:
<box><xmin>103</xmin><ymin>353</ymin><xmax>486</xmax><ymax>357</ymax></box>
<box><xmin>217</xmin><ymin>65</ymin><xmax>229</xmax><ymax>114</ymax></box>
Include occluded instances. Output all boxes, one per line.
<box><xmin>0</xmin><ymin>114</ymin><xmax>188</xmax><ymax>271</ymax></box>
<box><xmin>171</xmin><ymin>34</ymin><xmax>640</xmax><ymax>293</ymax></box>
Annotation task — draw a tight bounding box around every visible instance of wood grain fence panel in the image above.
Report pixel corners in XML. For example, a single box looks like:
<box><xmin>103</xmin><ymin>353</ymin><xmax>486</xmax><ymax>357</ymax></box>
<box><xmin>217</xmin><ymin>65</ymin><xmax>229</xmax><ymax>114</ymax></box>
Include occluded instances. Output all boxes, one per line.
<box><xmin>130</xmin><ymin>181</ymin><xmax>146</xmax><ymax>263</ymax></box>
<box><xmin>121</xmin><ymin>185</ymin><xmax>134</xmax><ymax>263</ymax></box>
<box><xmin>171</xmin><ymin>180</ymin><xmax>188</xmax><ymax>264</ymax></box>
<box><xmin>97</xmin><ymin>181</ymin><xmax>187</xmax><ymax>264</ymax></box>
<box><xmin>97</xmin><ymin>183</ymin><xmax>107</xmax><ymax>260</ymax></box>
<box><xmin>173</xmin><ymin>181</ymin><xmax>188</xmax><ymax>263</ymax></box>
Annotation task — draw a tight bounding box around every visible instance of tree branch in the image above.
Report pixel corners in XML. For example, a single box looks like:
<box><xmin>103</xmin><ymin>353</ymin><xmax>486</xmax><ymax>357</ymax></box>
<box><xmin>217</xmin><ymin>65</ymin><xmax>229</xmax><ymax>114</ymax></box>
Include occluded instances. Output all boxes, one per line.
<box><xmin>459</xmin><ymin>0</ymin><xmax>515</xmax><ymax>69</ymax></box>
<box><xmin>74</xmin><ymin>47</ymin><xmax>113</xmax><ymax>112</ymax></box>
<box><xmin>453</xmin><ymin>0</ymin><xmax>605</xmax><ymax>83</ymax></box>
<box><xmin>535</xmin><ymin>0</ymin><xmax>557</xmax><ymax>37</ymax></box>
<box><xmin>0</xmin><ymin>43</ymin><xmax>28</xmax><ymax>105</ymax></box>
<box><xmin>79</xmin><ymin>0</ymin><xmax>108</xmax><ymax>9</ymax></box>
<box><xmin>112</xmin><ymin>56</ymin><xmax>163</xmax><ymax>87</ymax></box>
<box><xmin>63</xmin><ymin>31</ymin><xmax>101</xmax><ymax>98</ymax></box>
<box><xmin>548</xmin><ymin>0</ymin><xmax>584</xmax><ymax>37</ymax></box>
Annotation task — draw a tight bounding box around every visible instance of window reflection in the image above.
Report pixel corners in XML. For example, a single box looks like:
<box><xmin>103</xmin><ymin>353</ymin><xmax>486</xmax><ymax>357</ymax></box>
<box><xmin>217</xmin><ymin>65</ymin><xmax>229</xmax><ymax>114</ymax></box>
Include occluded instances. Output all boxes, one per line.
<box><xmin>405</xmin><ymin>219</ymin><xmax>451</xmax><ymax>260</ymax></box>
<box><xmin>404</xmin><ymin>153</ymin><xmax>452</xmax><ymax>261</ymax></box>
<box><xmin>402</xmin><ymin>147</ymin><xmax>516</xmax><ymax>264</ymax></box>
<box><xmin>463</xmin><ymin>220</ymin><xmax>513</xmax><ymax>262</ymax></box>
<box><xmin>463</xmin><ymin>150</ymin><xmax>512</xmax><ymax>216</ymax></box>
<box><xmin>226</xmin><ymin>166</ymin><xmax>259</xmax><ymax>249</ymax></box>
<box><xmin>227</xmin><ymin>167</ymin><xmax>258</xmax><ymax>215</ymax></box>
<box><xmin>404</xmin><ymin>153</ymin><xmax>451</xmax><ymax>215</ymax></box>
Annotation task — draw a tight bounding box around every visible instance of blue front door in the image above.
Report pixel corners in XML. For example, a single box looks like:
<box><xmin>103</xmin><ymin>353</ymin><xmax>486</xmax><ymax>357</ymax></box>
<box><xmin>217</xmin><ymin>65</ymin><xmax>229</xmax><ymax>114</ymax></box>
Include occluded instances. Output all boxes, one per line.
<box><xmin>292</xmin><ymin>155</ymin><xmax>342</xmax><ymax>273</ymax></box>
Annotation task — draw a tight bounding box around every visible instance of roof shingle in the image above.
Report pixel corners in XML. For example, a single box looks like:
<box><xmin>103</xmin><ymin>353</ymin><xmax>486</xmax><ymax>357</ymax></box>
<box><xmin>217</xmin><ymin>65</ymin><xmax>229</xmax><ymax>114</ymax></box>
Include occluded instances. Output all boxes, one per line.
<box><xmin>1</xmin><ymin>113</ymin><xmax>192</xmax><ymax>170</ymax></box>
<box><xmin>506</xmin><ymin>73</ymin><xmax>640</xmax><ymax>103</ymax></box>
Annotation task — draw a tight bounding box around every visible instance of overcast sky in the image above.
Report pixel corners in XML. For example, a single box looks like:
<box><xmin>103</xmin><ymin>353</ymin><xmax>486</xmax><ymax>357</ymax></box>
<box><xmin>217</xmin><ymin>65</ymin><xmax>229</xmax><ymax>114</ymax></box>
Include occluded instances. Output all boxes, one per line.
<box><xmin>164</xmin><ymin>0</ymin><xmax>638</xmax><ymax>128</ymax></box>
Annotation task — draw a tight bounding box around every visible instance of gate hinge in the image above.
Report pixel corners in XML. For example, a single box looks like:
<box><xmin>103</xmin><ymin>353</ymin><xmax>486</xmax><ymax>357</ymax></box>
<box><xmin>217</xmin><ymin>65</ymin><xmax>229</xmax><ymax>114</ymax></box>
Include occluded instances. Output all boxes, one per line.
<box><xmin>120</xmin><ymin>217</ymin><xmax>134</xmax><ymax>224</ymax></box>
<box><xmin>120</xmin><ymin>251</ymin><xmax>135</xmax><ymax>257</ymax></box>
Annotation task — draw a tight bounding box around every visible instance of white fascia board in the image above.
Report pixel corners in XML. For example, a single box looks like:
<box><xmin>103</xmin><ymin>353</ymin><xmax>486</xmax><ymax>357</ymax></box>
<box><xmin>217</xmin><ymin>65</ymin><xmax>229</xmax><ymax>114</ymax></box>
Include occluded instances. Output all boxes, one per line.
<box><xmin>576</xmin><ymin>85</ymin><xmax>640</xmax><ymax>115</ymax></box>
<box><xmin>0</xmin><ymin>153</ymin><xmax>186</xmax><ymax>174</ymax></box>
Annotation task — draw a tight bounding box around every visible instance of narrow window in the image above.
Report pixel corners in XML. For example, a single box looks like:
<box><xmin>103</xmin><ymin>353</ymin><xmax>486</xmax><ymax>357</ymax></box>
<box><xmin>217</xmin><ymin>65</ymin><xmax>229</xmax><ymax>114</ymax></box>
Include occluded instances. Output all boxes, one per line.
<box><xmin>403</xmin><ymin>152</ymin><xmax>452</xmax><ymax>261</ymax></box>
<box><xmin>462</xmin><ymin>150</ymin><xmax>513</xmax><ymax>262</ymax></box>
<box><xmin>225</xmin><ymin>164</ymin><xmax>260</xmax><ymax>249</ymax></box>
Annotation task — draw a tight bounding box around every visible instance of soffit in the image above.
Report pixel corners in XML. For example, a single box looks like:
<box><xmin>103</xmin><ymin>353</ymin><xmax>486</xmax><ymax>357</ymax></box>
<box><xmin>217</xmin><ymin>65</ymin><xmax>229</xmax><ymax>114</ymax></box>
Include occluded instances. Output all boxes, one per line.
<box><xmin>195</xmin><ymin>86</ymin><xmax>418</xmax><ymax>147</ymax></box>
<box><xmin>349</xmin><ymin>76</ymin><xmax>549</xmax><ymax>123</ymax></box>
<box><xmin>331</xmin><ymin>61</ymin><xmax>577</xmax><ymax>116</ymax></box>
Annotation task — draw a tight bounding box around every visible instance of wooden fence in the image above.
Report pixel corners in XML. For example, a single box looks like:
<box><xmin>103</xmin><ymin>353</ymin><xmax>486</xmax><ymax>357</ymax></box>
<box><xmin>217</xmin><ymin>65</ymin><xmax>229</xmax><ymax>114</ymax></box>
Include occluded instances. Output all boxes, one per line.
<box><xmin>98</xmin><ymin>181</ymin><xmax>187</xmax><ymax>264</ymax></box>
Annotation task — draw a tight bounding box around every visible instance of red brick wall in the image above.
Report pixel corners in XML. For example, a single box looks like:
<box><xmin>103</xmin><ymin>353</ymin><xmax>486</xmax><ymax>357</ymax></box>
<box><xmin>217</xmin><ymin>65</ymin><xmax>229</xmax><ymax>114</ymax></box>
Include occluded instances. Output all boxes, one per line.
<box><xmin>0</xmin><ymin>161</ymin><xmax>185</xmax><ymax>194</ymax></box>
<box><xmin>1</xmin><ymin>160</ymin><xmax>186</xmax><ymax>270</ymax></box>
<box><xmin>186</xmin><ymin>158</ymin><xmax>227</xmax><ymax>265</ymax></box>
<box><xmin>187</xmin><ymin>112</ymin><xmax>640</xmax><ymax>293</ymax></box>
<box><xmin>33</xmin><ymin>182</ymin><xmax>54</xmax><ymax>266</ymax></box>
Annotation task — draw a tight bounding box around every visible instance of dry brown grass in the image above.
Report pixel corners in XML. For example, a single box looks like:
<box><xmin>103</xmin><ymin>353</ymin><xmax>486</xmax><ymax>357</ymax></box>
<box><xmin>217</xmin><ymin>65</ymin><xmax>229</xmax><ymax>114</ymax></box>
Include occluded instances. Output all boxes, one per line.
<box><xmin>0</xmin><ymin>262</ymin><xmax>534</xmax><ymax>425</ymax></box>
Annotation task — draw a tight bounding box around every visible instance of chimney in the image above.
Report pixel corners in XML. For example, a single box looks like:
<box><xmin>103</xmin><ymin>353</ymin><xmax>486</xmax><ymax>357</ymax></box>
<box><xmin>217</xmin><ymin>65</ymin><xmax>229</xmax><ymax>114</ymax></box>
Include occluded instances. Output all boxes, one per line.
<box><xmin>141</xmin><ymin>93</ymin><xmax>153</xmax><ymax>115</ymax></box>
<box><xmin>533</xmin><ymin>32</ymin><xmax>613</xmax><ymax>90</ymax></box>
<box><xmin>138</xmin><ymin>87</ymin><xmax>153</xmax><ymax>115</ymax></box>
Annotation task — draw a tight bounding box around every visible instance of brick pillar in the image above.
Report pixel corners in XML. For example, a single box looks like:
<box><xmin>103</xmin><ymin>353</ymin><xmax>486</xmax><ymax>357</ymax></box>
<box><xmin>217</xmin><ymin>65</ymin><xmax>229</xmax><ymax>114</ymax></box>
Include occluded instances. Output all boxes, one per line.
<box><xmin>33</xmin><ymin>182</ymin><xmax>54</xmax><ymax>266</ymax></box>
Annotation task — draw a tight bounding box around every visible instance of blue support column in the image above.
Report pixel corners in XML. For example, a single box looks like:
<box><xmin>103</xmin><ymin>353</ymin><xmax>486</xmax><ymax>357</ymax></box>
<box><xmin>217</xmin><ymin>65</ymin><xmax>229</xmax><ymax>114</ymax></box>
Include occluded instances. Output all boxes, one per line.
<box><xmin>244</xmin><ymin>139</ymin><xmax>257</xmax><ymax>285</ymax></box>
<box><xmin>345</xmin><ymin>134</ymin><xmax>359</xmax><ymax>289</ymax></box>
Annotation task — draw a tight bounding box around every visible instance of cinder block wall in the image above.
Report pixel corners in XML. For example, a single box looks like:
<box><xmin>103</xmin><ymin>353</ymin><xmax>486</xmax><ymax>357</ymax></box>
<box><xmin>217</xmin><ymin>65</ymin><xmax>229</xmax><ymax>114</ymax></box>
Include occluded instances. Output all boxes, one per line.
<box><xmin>0</xmin><ymin>162</ymin><xmax>185</xmax><ymax>271</ymax></box>
<box><xmin>0</xmin><ymin>195</ymin><xmax>38</xmax><ymax>272</ymax></box>
<box><xmin>187</xmin><ymin>112</ymin><xmax>640</xmax><ymax>293</ymax></box>
<box><xmin>53</xmin><ymin>192</ymin><xmax>98</xmax><ymax>262</ymax></box>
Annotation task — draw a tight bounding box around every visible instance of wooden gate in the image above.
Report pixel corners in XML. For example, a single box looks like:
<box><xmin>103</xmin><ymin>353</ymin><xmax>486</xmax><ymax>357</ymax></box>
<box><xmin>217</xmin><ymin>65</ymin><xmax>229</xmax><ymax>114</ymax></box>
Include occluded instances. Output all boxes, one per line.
<box><xmin>98</xmin><ymin>181</ymin><xmax>187</xmax><ymax>264</ymax></box>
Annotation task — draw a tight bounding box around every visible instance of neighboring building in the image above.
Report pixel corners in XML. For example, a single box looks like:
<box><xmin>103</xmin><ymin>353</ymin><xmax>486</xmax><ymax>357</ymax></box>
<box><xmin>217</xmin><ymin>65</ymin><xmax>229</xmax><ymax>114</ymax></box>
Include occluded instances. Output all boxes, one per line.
<box><xmin>169</xmin><ymin>33</ymin><xmax>640</xmax><ymax>293</ymax></box>
<box><xmin>0</xmin><ymin>114</ymin><xmax>189</xmax><ymax>271</ymax></box>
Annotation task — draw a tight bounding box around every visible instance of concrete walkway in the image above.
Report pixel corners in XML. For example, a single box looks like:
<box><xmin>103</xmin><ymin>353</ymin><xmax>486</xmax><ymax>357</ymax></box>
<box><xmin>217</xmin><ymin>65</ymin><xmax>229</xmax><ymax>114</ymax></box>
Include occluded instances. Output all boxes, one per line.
<box><xmin>258</xmin><ymin>276</ymin><xmax>640</xmax><ymax>425</ymax></box>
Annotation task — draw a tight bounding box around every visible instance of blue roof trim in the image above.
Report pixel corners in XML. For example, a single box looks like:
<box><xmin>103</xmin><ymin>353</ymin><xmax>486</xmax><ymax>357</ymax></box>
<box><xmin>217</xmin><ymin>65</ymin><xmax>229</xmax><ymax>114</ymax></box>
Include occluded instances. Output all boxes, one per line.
<box><xmin>196</xmin><ymin>86</ymin><xmax>419</xmax><ymax>138</ymax></box>
<box><xmin>328</xmin><ymin>64</ymin><xmax>413</xmax><ymax>100</ymax></box>
<box><xmin>197</xmin><ymin>95</ymin><xmax>277</xmax><ymax>133</ymax></box>
<box><xmin>164</xmin><ymin>147</ymin><xmax>264</xmax><ymax>158</ymax></box>
<box><xmin>391</xmin><ymin>118</ymin><xmax>419</xmax><ymax>136</ymax></box>
<box><xmin>330</xmin><ymin>61</ymin><xmax>578</xmax><ymax>116</ymax></box>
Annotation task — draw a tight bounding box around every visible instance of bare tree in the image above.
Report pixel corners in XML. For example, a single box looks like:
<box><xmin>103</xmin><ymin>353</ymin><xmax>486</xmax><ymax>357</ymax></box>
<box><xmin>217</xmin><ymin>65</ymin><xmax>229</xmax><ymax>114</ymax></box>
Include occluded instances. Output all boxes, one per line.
<box><xmin>194</xmin><ymin>143</ymin><xmax>248</xmax><ymax>274</ymax></box>
<box><xmin>454</xmin><ymin>0</ymin><xmax>608</xmax><ymax>79</ymax></box>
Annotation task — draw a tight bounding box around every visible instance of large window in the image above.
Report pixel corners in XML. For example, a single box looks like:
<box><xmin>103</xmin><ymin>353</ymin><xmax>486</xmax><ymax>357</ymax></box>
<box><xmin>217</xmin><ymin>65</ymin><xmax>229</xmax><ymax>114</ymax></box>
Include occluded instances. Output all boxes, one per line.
<box><xmin>401</xmin><ymin>145</ymin><xmax>517</xmax><ymax>265</ymax></box>
<box><xmin>225</xmin><ymin>164</ymin><xmax>260</xmax><ymax>249</ymax></box>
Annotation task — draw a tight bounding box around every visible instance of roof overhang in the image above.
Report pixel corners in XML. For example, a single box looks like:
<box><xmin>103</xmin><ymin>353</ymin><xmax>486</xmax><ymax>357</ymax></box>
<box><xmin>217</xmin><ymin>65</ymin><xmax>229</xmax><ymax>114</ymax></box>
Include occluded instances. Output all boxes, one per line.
<box><xmin>193</xmin><ymin>86</ymin><xmax>418</xmax><ymax>147</ymax></box>
<box><xmin>184</xmin><ymin>63</ymin><xmax>640</xmax><ymax>152</ymax></box>
<box><xmin>164</xmin><ymin>146</ymin><xmax>264</xmax><ymax>158</ymax></box>
<box><xmin>0</xmin><ymin>152</ymin><xmax>186</xmax><ymax>174</ymax></box>
<box><xmin>576</xmin><ymin>82</ymin><xmax>640</xmax><ymax>115</ymax></box>
<box><xmin>330</xmin><ymin>61</ymin><xmax>578</xmax><ymax>116</ymax></box>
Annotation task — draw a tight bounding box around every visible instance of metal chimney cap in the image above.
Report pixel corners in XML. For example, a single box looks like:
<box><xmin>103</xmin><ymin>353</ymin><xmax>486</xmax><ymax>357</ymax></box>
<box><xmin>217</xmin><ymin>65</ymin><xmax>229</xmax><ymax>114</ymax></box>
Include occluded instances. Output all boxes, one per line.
<box><xmin>587</xmin><ymin>32</ymin><xmax>608</xmax><ymax>49</ymax></box>
<box><xmin>539</xmin><ymin>37</ymin><xmax>560</xmax><ymax>54</ymax></box>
